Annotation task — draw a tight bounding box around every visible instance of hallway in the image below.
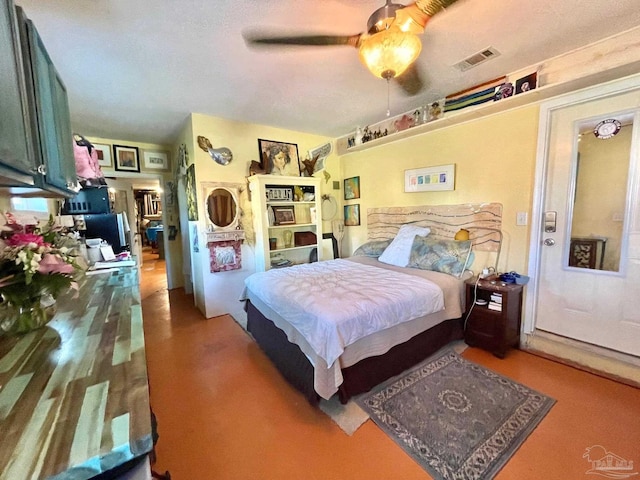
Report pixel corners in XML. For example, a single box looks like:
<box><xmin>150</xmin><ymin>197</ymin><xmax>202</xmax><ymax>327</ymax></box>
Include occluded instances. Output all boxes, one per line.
<box><xmin>139</xmin><ymin>254</ymin><xmax>640</xmax><ymax>479</ymax></box>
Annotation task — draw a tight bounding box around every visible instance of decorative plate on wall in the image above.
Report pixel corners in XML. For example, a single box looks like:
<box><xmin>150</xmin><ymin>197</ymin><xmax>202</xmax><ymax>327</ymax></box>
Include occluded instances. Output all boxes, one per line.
<box><xmin>321</xmin><ymin>195</ymin><xmax>337</xmax><ymax>220</ymax></box>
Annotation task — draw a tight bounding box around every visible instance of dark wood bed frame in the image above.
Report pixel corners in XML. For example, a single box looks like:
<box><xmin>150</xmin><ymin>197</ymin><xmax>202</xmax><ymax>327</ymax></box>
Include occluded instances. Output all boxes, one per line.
<box><xmin>246</xmin><ymin>300</ymin><xmax>463</xmax><ymax>405</ymax></box>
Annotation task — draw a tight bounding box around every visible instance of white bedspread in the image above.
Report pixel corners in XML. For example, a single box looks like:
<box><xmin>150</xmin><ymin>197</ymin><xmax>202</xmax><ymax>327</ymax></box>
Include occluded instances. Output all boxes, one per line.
<box><xmin>243</xmin><ymin>258</ymin><xmax>444</xmax><ymax>367</ymax></box>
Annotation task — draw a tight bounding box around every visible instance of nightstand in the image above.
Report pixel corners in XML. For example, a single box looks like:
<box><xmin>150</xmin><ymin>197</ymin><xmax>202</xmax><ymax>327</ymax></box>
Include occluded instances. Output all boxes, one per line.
<box><xmin>464</xmin><ymin>276</ymin><xmax>524</xmax><ymax>358</ymax></box>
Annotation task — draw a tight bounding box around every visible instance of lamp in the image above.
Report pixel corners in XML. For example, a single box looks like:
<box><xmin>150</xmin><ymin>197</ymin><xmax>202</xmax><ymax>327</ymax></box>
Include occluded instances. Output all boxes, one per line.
<box><xmin>358</xmin><ymin>28</ymin><xmax>422</xmax><ymax>79</ymax></box>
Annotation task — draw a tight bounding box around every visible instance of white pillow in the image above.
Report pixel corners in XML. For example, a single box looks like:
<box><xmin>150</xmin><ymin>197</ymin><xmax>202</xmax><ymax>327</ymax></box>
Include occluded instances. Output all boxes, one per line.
<box><xmin>378</xmin><ymin>224</ymin><xmax>431</xmax><ymax>267</ymax></box>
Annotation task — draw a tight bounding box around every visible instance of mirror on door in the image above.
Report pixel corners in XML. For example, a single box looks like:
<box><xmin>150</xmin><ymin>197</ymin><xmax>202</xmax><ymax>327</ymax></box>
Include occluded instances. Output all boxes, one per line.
<box><xmin>567</xmin><ymin>112</ymin><xmax>635</xmax><ymax>272</ymax></box>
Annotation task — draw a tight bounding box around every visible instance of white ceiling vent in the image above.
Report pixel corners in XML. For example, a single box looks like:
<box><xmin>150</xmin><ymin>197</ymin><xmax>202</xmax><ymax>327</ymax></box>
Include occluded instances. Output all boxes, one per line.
<box><xmin>454</xmin><ymin>47</ymin><xmax>501</xmax><ymax>71</ymax></box>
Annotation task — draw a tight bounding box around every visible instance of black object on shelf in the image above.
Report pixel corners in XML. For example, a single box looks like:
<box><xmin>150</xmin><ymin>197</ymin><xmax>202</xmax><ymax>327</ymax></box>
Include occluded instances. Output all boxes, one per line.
<box><xmin>62</xmin><ymin>187</ymin><xmax>110</xmax><ymax>214</ymax></box>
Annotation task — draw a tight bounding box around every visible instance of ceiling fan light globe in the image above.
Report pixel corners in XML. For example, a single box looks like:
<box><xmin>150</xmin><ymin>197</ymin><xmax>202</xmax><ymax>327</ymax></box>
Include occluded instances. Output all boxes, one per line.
<box><xmin>358</xmin><ymin>30</ymin><xmax>422</xmax><ymax>79</ymax></box>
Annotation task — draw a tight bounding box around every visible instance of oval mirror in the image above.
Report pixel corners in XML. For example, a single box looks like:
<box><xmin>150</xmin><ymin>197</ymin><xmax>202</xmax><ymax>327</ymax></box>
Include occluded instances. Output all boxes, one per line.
<box><xmin>207</xmin><ymin>187</ymin><xmax>238</xmax><ymax>229</ymax></box>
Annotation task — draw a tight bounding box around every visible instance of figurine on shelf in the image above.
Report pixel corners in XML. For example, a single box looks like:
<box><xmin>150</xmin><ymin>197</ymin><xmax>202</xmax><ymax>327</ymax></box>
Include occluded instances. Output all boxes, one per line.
<box><xmin>394</xmin><ymin>114</ymin><xmax>415</xmax><ymax>132</ymax></box>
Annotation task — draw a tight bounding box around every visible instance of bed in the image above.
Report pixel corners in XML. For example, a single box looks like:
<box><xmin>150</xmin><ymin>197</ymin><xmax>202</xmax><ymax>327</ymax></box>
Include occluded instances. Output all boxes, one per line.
<box><xmin>243</xmin><ymin>203</ymin><xmax>503</xmax><ymax>405</ymax></box>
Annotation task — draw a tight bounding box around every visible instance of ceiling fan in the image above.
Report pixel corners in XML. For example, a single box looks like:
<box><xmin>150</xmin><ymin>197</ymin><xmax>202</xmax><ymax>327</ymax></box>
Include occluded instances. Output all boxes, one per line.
<box><xmin>244</xmin><ymin>0</ymin><xmax>460</xmax><ymax>96</ymax></box>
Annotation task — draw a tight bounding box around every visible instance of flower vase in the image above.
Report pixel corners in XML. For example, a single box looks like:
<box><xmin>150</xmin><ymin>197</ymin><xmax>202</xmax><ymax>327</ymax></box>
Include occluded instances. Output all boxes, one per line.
<box><xmin>0</xmin><ymin>294</ymin><xmax>57</xmax><ymax>336</ymax></box>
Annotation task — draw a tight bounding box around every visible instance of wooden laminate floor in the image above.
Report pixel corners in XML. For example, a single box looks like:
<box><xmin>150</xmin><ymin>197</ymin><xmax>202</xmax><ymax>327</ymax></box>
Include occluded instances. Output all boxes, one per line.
<box><xmin>139</xmin><ymin>252</ymin><xmax>640</xmax><ymax>479</ymax></box>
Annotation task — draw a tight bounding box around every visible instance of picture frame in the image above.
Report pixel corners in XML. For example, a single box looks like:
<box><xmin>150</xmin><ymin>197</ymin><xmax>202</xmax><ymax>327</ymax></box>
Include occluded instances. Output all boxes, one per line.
<box><xmin>113</xmin><ymin>145</ymin><xmax>140</xmax><ymax>172</ymax></box>
<box><xmin>404</xmin><ymin>164</ymin><xmax>455</xmax><ymax>192</ymax></box>
<box><xmin>258</xmin><ymin>139</ymin><xmax>300</xmax><ymax>176</ymax></box>
<box><xmin>344</xmin><ymin>204</ymin><xmax>361</xmax><ymax>226</ymax></box>
<box><xmin>143</xmin><ymin>150</ymin><xmax>170</xmax><ymax>171</ymax></box>
<box><xmin>272</xmin><ymin>205</ymin><xmax>296</xmax><ymax>225</ymax></box>
<box><xmin>515</xmin><ymin>72</ymin><xmax>538</xmax><ymax>94</ymax></box>
<box><xmin>93</xmin><ymin>143</ymin><xmax>112</xmax><ymax>168</ymax></box>
<box><xmin>208</xmin><ymin>239</ymin><xmax>242</xmax><ymax>273</ymax></box>
<box><xmin>344</xmin><ymin>176</ymin><xmax>360</xmax><ymax>200</ymax></box>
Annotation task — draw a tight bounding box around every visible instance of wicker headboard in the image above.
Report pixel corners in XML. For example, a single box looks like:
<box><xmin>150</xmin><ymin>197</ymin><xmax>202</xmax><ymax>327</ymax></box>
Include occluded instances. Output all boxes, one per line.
<box><xmin>367</xmin><ymin>203</ymin><xmax>502</xmax><ymax>252</ymax></box>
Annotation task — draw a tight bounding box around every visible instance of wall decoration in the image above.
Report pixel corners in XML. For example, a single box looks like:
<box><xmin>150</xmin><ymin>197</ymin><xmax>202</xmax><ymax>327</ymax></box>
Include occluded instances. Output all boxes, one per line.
<box><xmin>185</xmin><ymin>164</ymin><xmax>198</xmax><ymax>221</ymax></box>
<box><xmin>425</xmin><ymin>99</ymin><xmax>445</xmax><ymax>122</ymax></box>
<box><xmin>93</xmin><ymin>143</ymin><xmax>112</xmax><ymax>167</ymax></box>
<box><xmin>344</xmin><ymin>204</ymin><xmax>360</xmax><ymax>226</ymax></box>
<box><xmin>258</xmin><ymin>139</ymin><xmax>300</xmax><ymax>176</ymax></box>
<box><xmin>405</xmin><ymin>164</ymin><xmax>455</xmax><ymax>192</ymax></box>
<box><xmin>113</xmin><ymin>145</ymin><xmax>140</xmax><ymax>172</ymax></box>
<box><xmin>192</xmin><ymin>224</ymin><xmax>199</xmax><ymax>253</ymax></box>
<box><xmin>367</xmin><ymin>203</ymin><xmax>503</xmax><ymax>252</ymax></box>
<box><xmin>344</xmin><ymin>176</ymin><xmax>360</xmax><ymax>200</ymax></box>
<box><xmin>307</xmin><ymin>141</ymin><xmax>332</xmax><ymax>174</ymax></box>
<box><xmin>494</xmin><ymin>82</ymin><xmax>514</xmax><ymax>101</ymax></box>
<box><xmin>515</xmin><ymin>72</ymin><xmax>538</xmax><ymax>94</ymax></box>
<box><xmin>272</xmin><ymin>205</ymin><xmax>296</xmax><ymax>225</ymax></box>
<box><xmin>208</xmin><ymin>240</ymin><xmax>242</xmax><ymax>272</ymax></box>
<box><xmin>143</xmin><ymin>150</ymin><xmax>170</xmax><ymax>171</ymax></box>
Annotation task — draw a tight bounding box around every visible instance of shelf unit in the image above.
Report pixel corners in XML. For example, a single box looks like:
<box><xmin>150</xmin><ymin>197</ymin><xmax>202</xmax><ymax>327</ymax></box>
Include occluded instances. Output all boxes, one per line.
<box><xmin>248</xmin><ymin>175</ymin><xmax>322</xmax><ymax>271</ymax></box>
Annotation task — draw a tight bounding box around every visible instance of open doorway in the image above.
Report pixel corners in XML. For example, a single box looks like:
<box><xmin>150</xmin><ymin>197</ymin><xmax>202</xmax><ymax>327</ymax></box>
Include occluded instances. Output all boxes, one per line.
<box><xmin>105</xmin><ymin>177</ymin><xmax>167</xmax><ymax>286</ymax></box>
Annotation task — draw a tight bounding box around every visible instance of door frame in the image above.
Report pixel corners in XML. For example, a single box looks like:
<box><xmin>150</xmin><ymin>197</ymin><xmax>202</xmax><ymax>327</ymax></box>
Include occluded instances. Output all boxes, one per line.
<box><xmin>523</xmin><ymin>73</ymin><xmax>640</xmax><ymax>335</ymax></box>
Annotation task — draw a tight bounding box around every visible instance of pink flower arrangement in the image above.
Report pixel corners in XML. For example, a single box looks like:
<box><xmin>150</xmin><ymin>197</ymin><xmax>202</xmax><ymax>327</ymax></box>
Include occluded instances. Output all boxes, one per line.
<box><xmin>0</xmin><ymin>213</ymin><xmax>85</xmax><ymax>326</ymax></box>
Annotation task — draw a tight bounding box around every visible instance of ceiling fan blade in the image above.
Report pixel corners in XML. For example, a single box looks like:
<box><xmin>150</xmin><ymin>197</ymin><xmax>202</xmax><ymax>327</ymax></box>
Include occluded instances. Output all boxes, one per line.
<box><xmin>393</xmin><ymin>0</ymin><xmax>460</xmax><ymax>33</ymax></box>
<box><xmin>394</xmin><ymin>63</ymin><xmax>424</xmax><ymax>96</ymax></box>
<box><xmin>244</xmin><ymin>32</ymin><xmax>361</xmax><ymax>48</ymax></box>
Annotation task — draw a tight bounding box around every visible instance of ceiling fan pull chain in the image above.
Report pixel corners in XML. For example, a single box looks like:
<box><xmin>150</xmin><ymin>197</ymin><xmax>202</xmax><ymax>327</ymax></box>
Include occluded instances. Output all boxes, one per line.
<box><xmin>386</xmin><ymin>78</ymin><xmax>391</xmax><ymax>117</ymax></box>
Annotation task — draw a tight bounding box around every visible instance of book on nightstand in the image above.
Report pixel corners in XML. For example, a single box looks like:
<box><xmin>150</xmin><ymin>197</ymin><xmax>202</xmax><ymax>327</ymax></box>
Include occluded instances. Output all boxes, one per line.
<box><xmin>488</xmin><ymin>301</ymin><xmax>502</xmax><ymax>311</ymax></box>
<box><xmin>490</xmin><ymin>293</ymin><xmax>503</xmax><ymax>304</ymax></box>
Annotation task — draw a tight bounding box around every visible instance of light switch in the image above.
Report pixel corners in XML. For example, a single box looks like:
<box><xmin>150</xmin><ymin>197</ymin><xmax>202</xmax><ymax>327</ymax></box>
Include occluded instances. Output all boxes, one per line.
<box><xmin>516</xmin><ymin>212</ymin><xmax>528</xmax><ymax>226</ymax></box>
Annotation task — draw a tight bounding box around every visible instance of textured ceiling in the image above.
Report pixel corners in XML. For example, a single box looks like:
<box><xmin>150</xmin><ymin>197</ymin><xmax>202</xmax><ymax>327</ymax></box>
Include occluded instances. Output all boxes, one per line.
<box><xmin>15</xmin><ymin>0</ymin><xmax>640</xmax><ymax>146</ymax></box>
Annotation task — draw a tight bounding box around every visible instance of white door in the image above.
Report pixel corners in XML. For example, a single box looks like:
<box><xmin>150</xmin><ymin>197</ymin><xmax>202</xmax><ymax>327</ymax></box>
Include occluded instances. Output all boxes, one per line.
<box><xmin>528</xmin><ymin>80</ymin><xmax>640</xmax><ymax>357</ymax></box>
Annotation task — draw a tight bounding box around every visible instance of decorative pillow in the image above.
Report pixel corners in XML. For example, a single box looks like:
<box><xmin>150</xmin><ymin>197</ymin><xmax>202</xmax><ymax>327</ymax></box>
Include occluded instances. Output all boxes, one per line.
<box><xmin>352</xmin><ymin>239</ymin><xmax>392</xmax><ymax>257</ymax></box>
<box><xmin>409</xmin><ymin>237</ymin><xmax>473</xmax><ymax>277</ymax></box>
<box><xmin>378</xmin><ymin>224</ymin><xmax>431</xmax><ymax>267</ymax></box>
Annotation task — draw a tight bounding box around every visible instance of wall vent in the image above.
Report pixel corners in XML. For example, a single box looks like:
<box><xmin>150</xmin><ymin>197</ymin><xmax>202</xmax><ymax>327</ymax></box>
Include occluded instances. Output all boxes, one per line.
<box><xmin>454</xmin><ymin>47</ymin><xmax>501</xmax><ymax>71</ymax></box>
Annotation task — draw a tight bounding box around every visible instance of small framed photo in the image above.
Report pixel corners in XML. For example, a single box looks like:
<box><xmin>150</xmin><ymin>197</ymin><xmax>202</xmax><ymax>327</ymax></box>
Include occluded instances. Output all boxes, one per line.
<box><xmin>143</xmin><ymin>150</ymin><xmax>169</xmax><ymax>171</ymax></box>
<box><xmin>344</xmin><ymin>204</ymin><xmax>360</xmax><ymax>226</ymax></box>
<box><xmin>344</xmin><ymin>176</ymin><xmax>360</xmax><ymax>200</ymax></box>
<box><xmin>515</xmin><ymin>72</ymin><xmax>537</xmax><ymax>94</ymax></box>
<box><xmin>113</xmin><ymin>145</ymin><xmax>140</xmax><ymax>172</ymax></box>
<box><xmin>272</xmin><ymin>205</ymin><xmax>296</xmax><ymax>225</ymax></box>
<box><xmin>93</xmin><ymin>143</ymin><xmax>112</xmax><ymax>167</ymax></box>
<box><xmin>258</xmin><ymin>139</ymin><xmax>300</xmax><ymax>176</ymax></box>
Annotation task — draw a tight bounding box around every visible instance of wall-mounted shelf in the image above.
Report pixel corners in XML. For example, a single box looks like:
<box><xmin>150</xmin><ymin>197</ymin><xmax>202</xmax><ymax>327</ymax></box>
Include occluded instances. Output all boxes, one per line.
<box><xmin>206</xmin><ymin>230</ymin><xmax>245</xmax><ymax>243</ymax></box>
<box><xmin>336</xmin><ymin>28</ymin><xmax>640</xmax><ymax>156</ymax></box>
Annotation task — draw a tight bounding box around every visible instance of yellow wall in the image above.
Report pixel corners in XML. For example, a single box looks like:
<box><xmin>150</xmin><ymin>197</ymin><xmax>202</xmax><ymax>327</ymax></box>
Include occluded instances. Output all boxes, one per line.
<box><xmin>185</xmin><ymin>112</ymin><xmax>333</xmax><ymax>319</ymax></box>
<box><xmin>339</xmin><ymin>105</ymin><xmax>540</xmax><ymax>274</ymax></box>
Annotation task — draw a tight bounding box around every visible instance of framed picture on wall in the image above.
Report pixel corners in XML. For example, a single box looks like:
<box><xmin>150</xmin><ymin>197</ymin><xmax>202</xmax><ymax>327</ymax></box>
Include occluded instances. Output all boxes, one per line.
<box><xmin>113</xmin><ymin>145</ymin><xmax>140</xmax><ymax>172</ymax></box>
<box><xmin>404</xmin><ymin>164</ymin><xmax>455</xmax><ymax>192</ymax></box>
<box><xmin>143</xmin><ymin>150</ymin><xmax>170</xmax><ymax>171</ymax></box>
<box><xmin>344</xmin><ymin>204</ymin><xmax>360</xmax><ymax>226</ymax></box>
<box><xmin>258</xmin><ymin>139</ymin><xmax>300</xmax><ymax>176</ymax></box>
<box><xmin>344</xmin><ymin>176</ymin><xmax>360</xmax><ymax>200</ymax></box>
<box><xmin>93</xmin><ymin>143</ymin><xmax>112</xmax><ymax>167</ymax></box>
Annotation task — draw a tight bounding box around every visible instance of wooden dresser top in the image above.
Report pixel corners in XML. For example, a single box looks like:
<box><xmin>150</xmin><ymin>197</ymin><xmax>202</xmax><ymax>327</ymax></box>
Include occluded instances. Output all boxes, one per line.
<box><xmin>0</xmin><ymin>266</ymin><xmax>152</xmax><ymax>479</ymax></box>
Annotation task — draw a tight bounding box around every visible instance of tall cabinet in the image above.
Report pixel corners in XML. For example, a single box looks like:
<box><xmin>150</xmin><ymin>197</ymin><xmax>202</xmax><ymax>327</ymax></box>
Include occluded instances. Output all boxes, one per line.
<box><xmin>249</xmin><ymin>175</ymin><xmax>323</xmax><ymax>271</ymax></box>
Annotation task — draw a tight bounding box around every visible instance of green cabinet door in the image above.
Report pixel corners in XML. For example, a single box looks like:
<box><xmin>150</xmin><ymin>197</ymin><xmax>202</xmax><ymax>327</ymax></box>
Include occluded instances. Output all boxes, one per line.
<box><xmin>0</xmin><ymin>0</ymin><xmax>36</xmax><ymax>185</ymax></box>
<box><xmin>25</xmin><ymin>18</ymin><xmax>77</xmax><ymax>194</ymax></box>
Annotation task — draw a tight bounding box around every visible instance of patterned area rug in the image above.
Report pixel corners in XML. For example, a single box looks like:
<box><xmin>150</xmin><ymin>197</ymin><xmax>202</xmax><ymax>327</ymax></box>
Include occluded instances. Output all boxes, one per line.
<box><xmin>356</xmin><ymin>349</ymin><xmax>555</xmax><ymax>480</ymax></box>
